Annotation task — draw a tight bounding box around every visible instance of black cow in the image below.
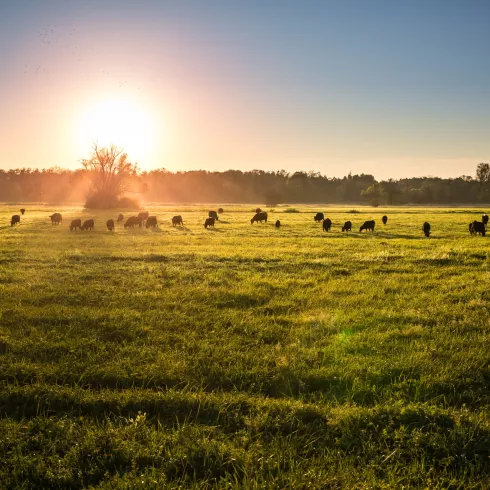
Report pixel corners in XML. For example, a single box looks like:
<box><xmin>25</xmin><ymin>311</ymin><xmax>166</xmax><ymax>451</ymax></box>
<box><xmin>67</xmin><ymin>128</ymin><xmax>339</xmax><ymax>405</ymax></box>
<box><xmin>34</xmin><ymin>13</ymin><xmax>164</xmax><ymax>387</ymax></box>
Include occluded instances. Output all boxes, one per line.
<box><xmin>81</xmin><ymin>219</ymin><xmax>94</xmax><ymax>231</ymax></box>
<box><xmin>146</xmin><ymin>216</ymin><xmax>158</xmax><ymax>228</ymax></box>
<box><xmin>470</xmin><ymin>221</ymin><xmax>486</xmax><ymax>236</ymax></box>
<box><xmin>20</xmin><ymin>209</ymin><xmax>25</xmax><ymax>215</ymax></box>
<box><xmin>172</xmin><ymin>215</ymin><xmax>183</xmax><ymax>226</ymax></box>
<box><xmin>124</xmin><ymin>216</ymin><xmax>143</xmax><ymax>228</ymax></box>
<box><xmin>275</xmin><ymin>220</ymin><xmax>281</xmax><ymax>228</ymax></box>
<box><xmin>422</xmin><ymin>222</ymin><xmax>431</xmax><ymax>237</ymax></box>
<box><xmin>204</xmin><ymin>217</ymin><xmax>215</xmax><ymax>228</ymax></box>
<box><xmin>208</xmin><ymin>210</ymin><xmax>219</xmax><ymax>221</ymax></box>
<box><xmin>482</xmin><ymin>214</ymin><xmax>489</xmax><ymax>226</ymax></box>
<box><xmin>218</xmin><ymin>208</ymin><xmax>224</xmax><ymax>214</ymax></box>
<box><xmin>10</xmin><ymin>215</ymin><xmax>20</xmax><ymax>226</ymax></box>
<box><xmin>382</xmin><ymin>215</ymin><xmax>388</xmax><ymax>225</ymax></box>
<box><xmin>50</xmin><ymin>213</ymin><xmax>62</xmax><ymax>225</ymax></box>
<box><xmin>341</xmin><ymin>221</ymin><xmax>352</xmax><ymax>232</ymax></box>
<box><xmin>137</xmin><ymin>212</ymin><xmax>149</xmax><ymax>221</ymax></box>
<box><xmin>251</xmin><ymin>212</ymin><xmax>268</xmax><ymax>224</ymax></box>
<box><xmin>314</xmin><ymin>212</ymin><xmax>324</xmax><ymax>223</ymax></box>
<box><xmin>117</xmin><ymin>214</ymin><xmax>124</xmax><ymax>222</ymax></box>
<box><xmin>107</xmin><ymin>219</ymin><xmax>115</xmax><ymax>231</ymax></box>
<box><xmin>322</xmin><ymin>218</ymin><xmax>332</xmax><ymax>232</ymax></box>
<box><xmin>69</xmin><ymin>219</ymin><xmax>82</xmax><ymax>231</ymax></box>
<box><xmin>360</xmin><ymin>220</ymin><xmax>375</xmax><ymax>232</ymax></box>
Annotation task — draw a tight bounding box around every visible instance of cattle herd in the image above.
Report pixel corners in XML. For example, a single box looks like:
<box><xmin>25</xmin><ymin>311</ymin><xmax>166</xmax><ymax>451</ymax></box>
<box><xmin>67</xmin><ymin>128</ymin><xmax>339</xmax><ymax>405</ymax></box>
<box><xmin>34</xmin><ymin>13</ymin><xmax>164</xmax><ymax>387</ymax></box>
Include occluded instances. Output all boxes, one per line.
<box><xmin>6</xmin><ymin>209</ymin><xmax>490</xmax><ymax>238</ymax></box>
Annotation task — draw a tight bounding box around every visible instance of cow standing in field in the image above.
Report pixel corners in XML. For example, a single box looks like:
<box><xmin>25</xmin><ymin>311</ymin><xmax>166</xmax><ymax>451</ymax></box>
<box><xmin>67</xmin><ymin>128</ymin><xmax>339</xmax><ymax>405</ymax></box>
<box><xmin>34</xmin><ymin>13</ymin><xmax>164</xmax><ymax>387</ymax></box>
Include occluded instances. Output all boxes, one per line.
<box><xmin>482</xmin><ymin>214</ymin><xmax>489</xmax><ymax>226</ymax></box>
<box><xmin>50</xmin><ymin>213</ymin><xmax>62</xmax><ymax>225</ymax></box>
<box><xmin>469</xmin><ymin>221</ymin><xmax>486</xmax><ymax>236</ymax></box>
<box><xmin>360</xmin><ymin>220</ymin><xmax>375</xmax><ymax>232</ymax></box>
<box><xmin>208</xmin><ymin>210</ymin><xmax>219</xmax><ymax>221</ymax></box>
<box><xmin>137</xmin><ymin>212</ymin><xmax>149</xmax><ymax>222</ymax></box>
<box><xmin>422</xmin><ymin>222</ymin><xmax>431</xmax><ymax>237</ymax></box>
<box><xmin>146</xmin><ymin>216</ymin><xmax>158</xmax><ymax>228</ymax></box>
<box><xmin>69</xmin><ymin>219</ymin><xmax>82</xmax><ymax>231</ymax></box>
<box><xmin>314</xmin><ymin>212</ymin><xmax>324</xmax><ymax>223</ymax></box>
<box><xmin>382</xmin><ymin>215</ymin><xmax>388</xmax><ymax>225</ymax></box>
<box><xmin>322</xmin><ymin>218</ymin><xmax>332</xmax><ymax>232</ymax></box>
<box><xmin>172</xmin><ymin>215</ymin><xmax>184</xmax><ymax>226</ymax></box>
<box><xmin>117</xmin><ymin>214</ymin><xmax>124</xmax><ymax>223</ymax></box>
<box><xmin>81</xmin><ymin>219</ymin><xmax>94</xmax><ymax>231</ymax></box>
<box><xmin>107</xmin><ymin>219</ymin><xmax>115</xmax><ymax>231</ymax></box>
<box><xmin>204</xmin><ymin>217</ymin><xmax>215</xmax><ymax>228</ymax></box>
<box><xmin>124</xmin><ymin>216</ymin><xmax>143</xmax><ymax>228</ymax></box>
<box><xmin>341</xmin><ymin>221</ymin><xmax>352</xmax><ymax>232</ymax></box>
<box><xmin>275</xmin><ymin>220</ymin><xmax>281</xmax><ymax>228</ymax></box>
<box><xmin>20</xmin><ymin>209</ymin><xmax>25</xmax><ymax>215</ymax></box>
<box><xmin>251</xmin><ymin>212</ymin><xmax>268</xmax><ymax>224</ymax></box>
<box><xmin>10</xmin><ymin>215</ymin><xmax>20</xmax><ymax>226</ymax></box>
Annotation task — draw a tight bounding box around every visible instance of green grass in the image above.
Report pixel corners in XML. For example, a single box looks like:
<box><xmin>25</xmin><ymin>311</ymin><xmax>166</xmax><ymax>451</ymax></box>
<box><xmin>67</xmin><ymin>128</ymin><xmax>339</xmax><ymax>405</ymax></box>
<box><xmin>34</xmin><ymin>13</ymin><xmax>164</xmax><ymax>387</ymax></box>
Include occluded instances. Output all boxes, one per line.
<box><xmin>1</xmin><ymin>204</ymin><xmax>490</xmax><ymax>488</ymax></box>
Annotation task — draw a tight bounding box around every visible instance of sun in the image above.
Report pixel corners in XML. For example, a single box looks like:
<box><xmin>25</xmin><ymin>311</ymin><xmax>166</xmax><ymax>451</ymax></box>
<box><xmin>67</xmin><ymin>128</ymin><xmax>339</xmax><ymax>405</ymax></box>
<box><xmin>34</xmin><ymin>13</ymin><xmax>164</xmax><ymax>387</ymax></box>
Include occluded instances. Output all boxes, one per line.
<box><xmin>76</xmin><ymin>96</ymin><xmax>158</xmax><ymax>166</ymax></box>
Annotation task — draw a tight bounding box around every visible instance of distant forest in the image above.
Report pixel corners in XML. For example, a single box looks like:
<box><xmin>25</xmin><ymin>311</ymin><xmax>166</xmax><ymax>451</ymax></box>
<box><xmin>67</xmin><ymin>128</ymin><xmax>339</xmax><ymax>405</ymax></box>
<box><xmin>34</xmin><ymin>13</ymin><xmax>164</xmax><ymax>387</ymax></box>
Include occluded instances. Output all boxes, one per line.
<box><xmin>1</xmin><ymin>167</ymin><xmax>490</xmax><ymax>206</ymax></box>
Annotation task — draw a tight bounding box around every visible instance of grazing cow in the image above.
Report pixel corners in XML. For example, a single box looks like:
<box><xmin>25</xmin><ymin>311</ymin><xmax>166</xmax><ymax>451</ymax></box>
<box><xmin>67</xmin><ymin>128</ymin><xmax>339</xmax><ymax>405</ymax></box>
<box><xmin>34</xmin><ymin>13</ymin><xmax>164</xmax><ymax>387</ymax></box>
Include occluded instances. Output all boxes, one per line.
<box><xmin>124</xmin><ymin>216</ymin><xmax>143</xmax><ymax>228</ymax></box>
<box><xmin>251</xmin><ymin>212</ymin><xmax>268</xmax><ymax>224</ymax></box>
<box><xmin>69</xmin><ymin>219</ymin><xmax>82</xmax><ymax>231</ymax></box>
<box><xmin>10</xmin><ymin>215</ymin><xmax>20</xmax><ymax>226</ymax></box>
<box><xmin>422</xmin><ymin>222</ymin><xmax>431</xmax><ymax>237</ymax></box>
<box><xmin>218</xmin><ymin>208</ymin><xmax>224</xmax><ymax>214</ymax></box>
<box><xmin>50</xmin><ymin>213</ymin><xmax>62</xmax><ymax>225</ymax></box>
<box><xmin>20</xmin><ymin>209</ymin><xmax>25</xmax><ymax>215</ymax></box>
<box><xmin>322</xmin><ymin>218</ymin><xmax>332</xmax><ymax>232</ymax></box>
<box><xmin>172</xmin><ymin>215</ymin><xmax>183</xmax><ymax>226</ymax></box>
<box><xmin>469</xmin><ymin>221</ymin><xmax>486</xmax><ymax>236</ymax></box>
<box><xmin>314</xmin><ymin>212</ymin><xmax>324</xmax><ymax>223</ymax></box>
<box><xmin>146</xmin><ymin>216</ymin><xmax>158</xmax><ymax>228</ymax></box>
<box><xmin>107</xmin><ymin>219</ymin><xmax>115</xmax><ymax>231</ymax></box>
<box><xmin>482</xmin><ymin>214</ymin><xmax>489</xmax><ymax>226</ymax></box>
<box><xmin>275</xmin><ymin>220</ymin><xmax>281</xmax><ymax>228</ymax></box>
<box><xmin>81</xmin><ymin>219</ymin><xmax>94</xmax><ymax>231</ymax></box>
<box><xmin>137</xmin><ymin>212</ymin><xmax>149</xmax><ymax>221</ymax></box>
<box><xmin>208</xmin><ymin>210</ymin><xmax>219</xmax><ymax>221</ymax></box>
<box><xmin>204</xmin><ymin>217</ymin><xmax>215</xmax><ymax>228</ymax></box>
<box><xmin>117</xmin><ymin>214</ymin><xmax>124</xmax><ymax>222</ymax></box>
<box><xmin>341</xmin><ymin>221</ymin><xmax>352</xmax><ymax>232</ymax></box>
<box><xmin>382</xmin><ymin>215</ymin><xmax>388</xmax><ymax>225</ymax></box>
<box><xmin>360</xmin><ymin>220</ymin><xmax>375</xmax><ymax>232</ymax></box>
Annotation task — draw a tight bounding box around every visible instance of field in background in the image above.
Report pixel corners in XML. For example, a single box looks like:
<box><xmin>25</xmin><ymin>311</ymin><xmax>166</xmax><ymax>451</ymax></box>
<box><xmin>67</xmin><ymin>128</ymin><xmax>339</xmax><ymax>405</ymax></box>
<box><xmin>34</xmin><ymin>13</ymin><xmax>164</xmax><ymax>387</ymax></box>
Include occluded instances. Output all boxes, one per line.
<box><xmin>1</xmin><ymin>205</ymin><xmax>489</xmax><ymax>488</ymax></box>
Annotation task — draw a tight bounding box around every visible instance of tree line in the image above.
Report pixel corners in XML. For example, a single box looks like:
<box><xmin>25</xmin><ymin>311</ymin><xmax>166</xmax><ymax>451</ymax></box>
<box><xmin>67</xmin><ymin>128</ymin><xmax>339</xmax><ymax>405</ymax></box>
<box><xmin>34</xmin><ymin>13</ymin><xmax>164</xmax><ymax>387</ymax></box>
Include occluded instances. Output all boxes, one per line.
<box><xmin>1</xmin><ymin>164</ymin><xmax>489</xmax><ymax>206</ymax></box>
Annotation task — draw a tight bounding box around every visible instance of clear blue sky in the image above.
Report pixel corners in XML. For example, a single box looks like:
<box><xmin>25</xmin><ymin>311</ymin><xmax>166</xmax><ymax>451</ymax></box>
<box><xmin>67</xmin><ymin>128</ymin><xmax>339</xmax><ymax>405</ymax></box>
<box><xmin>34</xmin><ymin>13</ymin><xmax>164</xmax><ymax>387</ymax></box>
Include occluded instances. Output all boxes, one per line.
<box><xmin>1</xmin><ymin>0</ymin><xmax>489</xmax><ymax>179</ymax></box>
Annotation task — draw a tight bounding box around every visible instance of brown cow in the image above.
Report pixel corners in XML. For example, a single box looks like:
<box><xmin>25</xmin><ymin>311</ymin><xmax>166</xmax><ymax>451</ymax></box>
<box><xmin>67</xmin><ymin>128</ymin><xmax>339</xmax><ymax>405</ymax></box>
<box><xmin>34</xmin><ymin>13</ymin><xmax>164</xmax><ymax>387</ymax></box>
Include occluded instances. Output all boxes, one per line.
<box><xmin>251</xmin><ymin>212</ymin><xmax>268</xmax><ymax>224</ymax></box>
<box><xmin>81</xmin><ymin>219</ymin><xmax>94</xmax><ymax>231</ymax></box>
<box><xmin>204</xmin><ymin>217</ymin><xmax>215</xmax><ymax>228</ymax></box>
<box><xmin>69</xmin><ymin>219</ymin><xmax>82</xmax><ymax>231</ymax></box>
<box><xmin>50</xmin><ymin>213</ymin><xmax>62</xmax><ymax>225</ymax></box>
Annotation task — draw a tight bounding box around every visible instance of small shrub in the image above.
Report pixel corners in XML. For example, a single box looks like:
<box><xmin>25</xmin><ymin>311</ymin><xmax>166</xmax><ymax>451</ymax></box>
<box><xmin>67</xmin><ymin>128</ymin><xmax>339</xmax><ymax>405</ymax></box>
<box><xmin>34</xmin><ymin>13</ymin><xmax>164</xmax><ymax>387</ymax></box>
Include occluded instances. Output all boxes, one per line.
<box><xmin>85</xmin><ymin>194</ymin><xmax>140</xmax><ymax>210</ymax></box>
<box><xmin>347</xmin><ymin>209</ymin><xmax>360</xmax><ymax>213</ymax></box>
<box><xmin>284</xmin><ymin>208</ymin><xmax>300</xmax><ymax>213</ymax></box>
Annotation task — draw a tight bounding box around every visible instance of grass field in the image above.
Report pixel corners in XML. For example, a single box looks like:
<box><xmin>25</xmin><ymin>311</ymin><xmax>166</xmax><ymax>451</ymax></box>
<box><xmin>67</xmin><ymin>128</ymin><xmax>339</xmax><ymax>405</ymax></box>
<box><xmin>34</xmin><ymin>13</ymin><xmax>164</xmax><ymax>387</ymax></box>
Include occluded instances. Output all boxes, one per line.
<box><xmin>1</xmin><ymin>204</ymin><xmax>489</xmax><ymax>489</ymax></box>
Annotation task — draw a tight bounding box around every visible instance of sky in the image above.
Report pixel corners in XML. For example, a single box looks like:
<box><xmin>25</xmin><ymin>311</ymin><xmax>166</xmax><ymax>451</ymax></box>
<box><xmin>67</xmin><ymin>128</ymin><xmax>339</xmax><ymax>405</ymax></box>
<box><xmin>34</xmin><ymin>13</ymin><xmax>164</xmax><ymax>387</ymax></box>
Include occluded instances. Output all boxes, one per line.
<box><xmin>0</xmin><ymin>0</ymin><xmax>489</xmax><ymax>180</ymax></box>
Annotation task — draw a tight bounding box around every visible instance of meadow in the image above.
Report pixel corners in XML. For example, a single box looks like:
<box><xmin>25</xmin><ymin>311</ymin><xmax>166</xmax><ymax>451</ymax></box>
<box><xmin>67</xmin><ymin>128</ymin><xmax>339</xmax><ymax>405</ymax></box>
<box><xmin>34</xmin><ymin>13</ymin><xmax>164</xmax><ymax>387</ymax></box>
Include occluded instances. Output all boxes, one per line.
<box><xmin>0</xmin><ymin>204</ymin><xmax>489</xmax><ymax>489</ymax></box>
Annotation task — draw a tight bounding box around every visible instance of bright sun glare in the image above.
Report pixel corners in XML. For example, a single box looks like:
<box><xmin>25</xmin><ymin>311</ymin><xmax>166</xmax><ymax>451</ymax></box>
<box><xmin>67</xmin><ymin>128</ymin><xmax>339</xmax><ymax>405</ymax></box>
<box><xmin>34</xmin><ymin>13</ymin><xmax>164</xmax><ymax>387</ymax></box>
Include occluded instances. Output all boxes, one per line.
<box><xmin>77</xmin><ymin>97</ymin><xmax>158</xmax><ymax>167</ymax></box>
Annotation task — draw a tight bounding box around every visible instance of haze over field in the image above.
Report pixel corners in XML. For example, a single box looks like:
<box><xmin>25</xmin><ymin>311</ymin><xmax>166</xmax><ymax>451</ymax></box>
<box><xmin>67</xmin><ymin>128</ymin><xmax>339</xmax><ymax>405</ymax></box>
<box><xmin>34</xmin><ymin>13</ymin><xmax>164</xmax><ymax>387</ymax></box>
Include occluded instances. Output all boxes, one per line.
<box><xmin>1</xmin><ymin>1</ymin><xmax>489</xmax><ymax>179</ymax></box>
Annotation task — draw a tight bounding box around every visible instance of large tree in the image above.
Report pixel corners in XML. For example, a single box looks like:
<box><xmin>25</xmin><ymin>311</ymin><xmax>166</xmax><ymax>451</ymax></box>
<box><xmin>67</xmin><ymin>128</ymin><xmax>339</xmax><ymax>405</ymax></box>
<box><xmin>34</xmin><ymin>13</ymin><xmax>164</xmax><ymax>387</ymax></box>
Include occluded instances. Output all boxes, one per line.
<box><xmin>82</xmin><ymin>143</ymin><xmax>139</xmax><ymax>208</ymax></box>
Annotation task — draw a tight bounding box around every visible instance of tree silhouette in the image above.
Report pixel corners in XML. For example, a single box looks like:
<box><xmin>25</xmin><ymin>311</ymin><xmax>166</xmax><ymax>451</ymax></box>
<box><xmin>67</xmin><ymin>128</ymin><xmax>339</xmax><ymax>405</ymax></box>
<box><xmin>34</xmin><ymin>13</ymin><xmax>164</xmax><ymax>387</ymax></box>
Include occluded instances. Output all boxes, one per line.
<box><xmin>82</xmin><ymin>143</ymin><xmax>138</xmax><ymax>208</ymax></box>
